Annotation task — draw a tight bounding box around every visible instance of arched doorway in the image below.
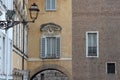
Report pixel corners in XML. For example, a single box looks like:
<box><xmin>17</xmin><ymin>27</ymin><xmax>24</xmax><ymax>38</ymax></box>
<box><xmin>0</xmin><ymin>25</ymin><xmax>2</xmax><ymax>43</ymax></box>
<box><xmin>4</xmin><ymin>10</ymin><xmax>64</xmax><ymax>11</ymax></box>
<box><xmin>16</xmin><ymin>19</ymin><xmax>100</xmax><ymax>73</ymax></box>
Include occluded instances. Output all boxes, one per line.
<box><xmin>31</xmin><ymin>69</ymin><xmax>69</xmax><ymax>80</ymax></box>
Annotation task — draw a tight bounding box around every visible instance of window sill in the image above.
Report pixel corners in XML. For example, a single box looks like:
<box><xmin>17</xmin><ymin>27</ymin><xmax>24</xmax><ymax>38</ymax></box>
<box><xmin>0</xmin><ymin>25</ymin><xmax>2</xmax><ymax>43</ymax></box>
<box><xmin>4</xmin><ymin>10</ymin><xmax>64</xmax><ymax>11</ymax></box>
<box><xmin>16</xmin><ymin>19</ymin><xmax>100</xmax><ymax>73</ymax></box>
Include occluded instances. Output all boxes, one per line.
<box><xmin>28</xmin><ymin>58</ymin><xmax>72</xmax><ymax>61</ymax></box>
<box><xmin>86</xmin><ymin>56</ymin><xmax>99</xmax><ymax>58</ymax></box>
<box><xmin>46</xmin><ymin>9</ymin><xmax>57</xmax><ymax>12</ymax></box>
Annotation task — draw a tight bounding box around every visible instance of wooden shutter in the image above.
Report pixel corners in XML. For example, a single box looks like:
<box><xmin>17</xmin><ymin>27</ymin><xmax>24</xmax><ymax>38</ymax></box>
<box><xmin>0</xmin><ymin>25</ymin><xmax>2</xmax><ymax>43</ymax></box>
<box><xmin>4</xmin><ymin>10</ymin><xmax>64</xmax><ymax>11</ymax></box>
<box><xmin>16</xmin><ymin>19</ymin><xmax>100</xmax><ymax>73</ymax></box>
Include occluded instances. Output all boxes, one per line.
<box><xmin>56</xmin><ymin>37</ymin><xmax>60</xmax><ymax>58</ymax></box>
<box><xmin>52</xmin><ymin>0</ymin><xmax>56</xmax><ymax>10</ymax></box>
<box><xmin>46</xmin><ymin>0</ymin><xmax>51</xmax><ymax>10</ymax></box>
<box><xmin>41</xmin><ymin>37</ymin><xmax>46</xmax><ymax>58</ymax></box>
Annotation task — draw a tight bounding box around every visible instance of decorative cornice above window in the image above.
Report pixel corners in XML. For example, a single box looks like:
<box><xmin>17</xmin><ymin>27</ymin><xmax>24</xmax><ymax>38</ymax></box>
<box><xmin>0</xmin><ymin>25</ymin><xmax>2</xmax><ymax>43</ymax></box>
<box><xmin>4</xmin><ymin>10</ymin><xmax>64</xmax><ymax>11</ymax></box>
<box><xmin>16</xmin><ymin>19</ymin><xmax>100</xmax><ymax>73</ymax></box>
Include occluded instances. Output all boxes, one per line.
<box><xmin>40</xmin><ymin>23</ymin><xmax>62</xmax><ymax>34</ymax></box>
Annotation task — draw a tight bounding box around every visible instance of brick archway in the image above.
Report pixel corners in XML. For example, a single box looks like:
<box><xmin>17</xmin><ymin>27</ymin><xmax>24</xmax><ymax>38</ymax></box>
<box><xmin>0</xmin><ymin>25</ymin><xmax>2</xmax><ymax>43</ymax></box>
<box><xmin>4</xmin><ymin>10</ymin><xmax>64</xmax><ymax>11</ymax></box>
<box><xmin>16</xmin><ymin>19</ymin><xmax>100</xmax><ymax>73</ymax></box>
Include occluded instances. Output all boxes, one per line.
<box><xmin>30</xmin><ymin>64</ymin><xmax>72</xmax><ymax>80</ymax></box>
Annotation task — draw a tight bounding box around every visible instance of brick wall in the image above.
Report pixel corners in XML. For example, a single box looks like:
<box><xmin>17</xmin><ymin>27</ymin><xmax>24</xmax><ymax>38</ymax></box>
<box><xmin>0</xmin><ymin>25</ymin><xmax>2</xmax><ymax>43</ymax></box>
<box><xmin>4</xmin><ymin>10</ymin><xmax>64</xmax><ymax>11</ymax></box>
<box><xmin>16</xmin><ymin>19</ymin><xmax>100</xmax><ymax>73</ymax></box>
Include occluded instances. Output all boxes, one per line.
<box><xmin>72</xmin><ymin>0</ymin><xmax>120</xmax><ymax>80</ymax></box>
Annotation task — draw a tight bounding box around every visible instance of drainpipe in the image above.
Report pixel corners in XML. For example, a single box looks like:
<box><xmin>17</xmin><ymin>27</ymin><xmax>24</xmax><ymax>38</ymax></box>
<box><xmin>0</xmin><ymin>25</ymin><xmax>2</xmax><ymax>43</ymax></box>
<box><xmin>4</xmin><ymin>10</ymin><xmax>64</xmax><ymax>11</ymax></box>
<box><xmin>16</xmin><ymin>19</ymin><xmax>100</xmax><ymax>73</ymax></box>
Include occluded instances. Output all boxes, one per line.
<box><xmin>22</xmin><ymin>24</ymin><xmax>25</xmax><ymax>80</ymax></box>
<box><xmin>22</xmin><ymin>0</ymin><xmax>25</xmax><ymax>80</ymax></box>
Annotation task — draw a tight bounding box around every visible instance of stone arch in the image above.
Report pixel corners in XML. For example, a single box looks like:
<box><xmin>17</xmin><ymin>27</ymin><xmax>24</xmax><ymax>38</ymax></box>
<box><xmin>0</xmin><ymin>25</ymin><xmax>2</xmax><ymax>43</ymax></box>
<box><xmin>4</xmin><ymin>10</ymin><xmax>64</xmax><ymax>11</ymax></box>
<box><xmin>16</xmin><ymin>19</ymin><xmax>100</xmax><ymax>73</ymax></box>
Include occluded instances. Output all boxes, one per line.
<box><xmin>30</xmin><ymin>64</ymin><xmax>72</xmax><ymax>80</ymax></box>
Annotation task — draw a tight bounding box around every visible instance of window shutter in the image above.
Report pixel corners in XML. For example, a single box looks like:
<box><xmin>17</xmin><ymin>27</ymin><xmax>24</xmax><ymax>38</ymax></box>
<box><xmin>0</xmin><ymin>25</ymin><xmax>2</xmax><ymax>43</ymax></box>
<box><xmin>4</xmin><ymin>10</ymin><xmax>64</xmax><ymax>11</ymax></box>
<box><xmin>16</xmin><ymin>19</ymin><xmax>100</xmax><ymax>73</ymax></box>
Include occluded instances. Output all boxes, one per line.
<box><xmin>52</xmin><ymin>0</ymin><xmax>56</xmax><ymax>10</ymax></box>
<box><xmin>56</xmin><ymin>37</ymin><xmax>60</xmax><ymax>58</ymax></box>
<box><xmin>46</xmin><ymin>0</ymin><xmax>51</xmax><ymax>10</ymax></box>
<box><xmin>41</xmin><ymin>37</ymin><xmax>46</xmax><ymax>58</ymax></box>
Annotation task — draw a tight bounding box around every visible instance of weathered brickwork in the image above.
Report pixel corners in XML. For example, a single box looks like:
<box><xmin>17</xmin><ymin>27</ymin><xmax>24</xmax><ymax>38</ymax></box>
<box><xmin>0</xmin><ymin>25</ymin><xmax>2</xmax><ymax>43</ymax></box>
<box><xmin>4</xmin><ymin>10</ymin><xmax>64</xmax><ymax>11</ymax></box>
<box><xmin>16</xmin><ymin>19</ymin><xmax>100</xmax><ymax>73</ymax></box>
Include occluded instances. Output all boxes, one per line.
<box><xmin>72</xmin><ymin>0</ymin><xmax>120</xmax><ymax>80</ymax></box>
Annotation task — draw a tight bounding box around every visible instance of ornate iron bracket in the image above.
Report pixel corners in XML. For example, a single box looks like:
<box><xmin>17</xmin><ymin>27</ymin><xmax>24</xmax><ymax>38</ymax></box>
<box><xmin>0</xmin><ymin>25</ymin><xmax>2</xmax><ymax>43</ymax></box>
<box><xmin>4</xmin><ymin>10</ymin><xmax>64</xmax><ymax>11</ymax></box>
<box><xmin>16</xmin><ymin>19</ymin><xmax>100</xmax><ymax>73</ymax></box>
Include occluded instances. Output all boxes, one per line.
<box><xmin>0</xmin><ymin>20</ymin><xmax>35</xmax><ymax>30</ymax></box>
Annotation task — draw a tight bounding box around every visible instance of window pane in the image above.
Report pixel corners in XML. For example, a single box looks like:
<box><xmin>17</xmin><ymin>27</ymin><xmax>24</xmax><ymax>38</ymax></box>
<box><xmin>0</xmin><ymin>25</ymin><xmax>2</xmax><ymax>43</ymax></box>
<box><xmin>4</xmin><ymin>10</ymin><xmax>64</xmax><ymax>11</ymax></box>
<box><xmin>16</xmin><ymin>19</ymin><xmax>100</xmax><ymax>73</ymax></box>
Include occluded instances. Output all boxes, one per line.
<box><xmin>46</xmin><ymin>37</ymin><xmax>56</xmax><ymax>58</ymax></box>
<box><xmin>46</xmin><ymin>0</ymin><xmax>51</xmax><ymax>10</ymax></box>
<box><xmin>47</xmin><ymin>37</ymin><xmax>50</xmax><ymax>56</ymax></box>
<box><xmin>3</xmin><ymin>37</ymin><xmax>5</xmax><ymax>73</ymax></box>
<box><xmin>88</xmin><ymin>33</ymin><xmax>97</xmax><ymax>47</ymax></box>
<box><xmin>88</xmin><ymin>47</ymin><xmax>97</xmax><ymax>56</ymax></box>
<box><xmin>107</xmin><ymin>63</ymin><xmax>115</xmax><ymax>74</ymax></box>
<box><xmin>3</xmin><ymin>37</ymin><xmax>5</xmax><ymax>54</ymax></box>
<box><xmin>52</xmin><ymin>37</ymin><xmax>56</xmax><ymax>57</ymax></box>
<box><xmin>88</xmin><ymin>33</ymin><xmax>97</xmax><ymax>56</ymax></box>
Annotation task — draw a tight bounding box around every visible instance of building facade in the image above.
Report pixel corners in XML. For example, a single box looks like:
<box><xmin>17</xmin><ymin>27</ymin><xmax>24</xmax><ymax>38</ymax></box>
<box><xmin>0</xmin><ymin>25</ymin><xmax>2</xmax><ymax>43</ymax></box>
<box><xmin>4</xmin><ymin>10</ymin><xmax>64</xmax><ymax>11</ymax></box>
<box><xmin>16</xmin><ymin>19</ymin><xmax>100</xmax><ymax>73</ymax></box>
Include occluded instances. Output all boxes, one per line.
<box><xmin>72</xmin><ymin>0</ymin><xmax>120</xmax><ymax>80</ymax></box>
<box><xmin>12</xmin><ymin>0</ymin><xmax>29</xmax><ymax>80</ymax></box>
<box><xmin>0</xmin><ymin>0</ymin><xmax>29</xmax><ymax>80</ymax></box>
<box><xmin>0</xmin><ymin>0</ymin><xmax>13</xmax><ymax>80</ymax></box>
<box><xmin>27</xmin><ymin>0</ymin><xmax>72</xmax><ymax>80</ymax></box>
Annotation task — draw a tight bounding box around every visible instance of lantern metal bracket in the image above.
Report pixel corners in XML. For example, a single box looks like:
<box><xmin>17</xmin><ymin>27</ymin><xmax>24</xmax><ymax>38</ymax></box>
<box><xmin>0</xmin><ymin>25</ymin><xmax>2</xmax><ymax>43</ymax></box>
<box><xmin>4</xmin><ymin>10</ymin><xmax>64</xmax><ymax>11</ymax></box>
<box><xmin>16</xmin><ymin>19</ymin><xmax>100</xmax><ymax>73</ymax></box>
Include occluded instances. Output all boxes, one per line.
<box><xmin>0</xmin><ymin>3</ymin><xmax>39</xmax><ymax>30</ymax></box>
<box><xmin>0</xmin><ymin>19</ymin><xmax>35</xmax><ymax>30</ymax></box>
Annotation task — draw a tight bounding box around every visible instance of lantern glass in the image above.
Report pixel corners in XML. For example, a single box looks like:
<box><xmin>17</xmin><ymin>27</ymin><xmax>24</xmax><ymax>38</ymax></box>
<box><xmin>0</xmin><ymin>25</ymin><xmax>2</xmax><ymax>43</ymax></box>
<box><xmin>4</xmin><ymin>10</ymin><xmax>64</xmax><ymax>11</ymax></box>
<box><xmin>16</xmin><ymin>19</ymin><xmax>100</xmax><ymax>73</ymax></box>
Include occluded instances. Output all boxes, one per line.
<box><xmin>29</xmin><ymin>3</ymin><xmax>40</xmax><ymax>20</ymax></box>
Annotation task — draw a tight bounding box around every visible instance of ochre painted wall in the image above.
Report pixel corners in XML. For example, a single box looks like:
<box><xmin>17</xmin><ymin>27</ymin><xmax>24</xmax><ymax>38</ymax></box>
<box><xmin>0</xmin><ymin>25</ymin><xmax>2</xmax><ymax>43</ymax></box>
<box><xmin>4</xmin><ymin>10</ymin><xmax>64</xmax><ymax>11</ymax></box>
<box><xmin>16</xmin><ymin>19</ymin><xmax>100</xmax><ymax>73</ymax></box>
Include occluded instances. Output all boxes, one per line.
<box><xmin>12</xmin><ymin>52</ymin><xmax>22</xmax><ymax>69</ymax></box>
<box><xmin>27</xmin><ymin>0</ymin><xmax>72</xmax><ymax>79</ymax></box>
<box><xmin>12</xmin><ymin>51</ymin><xmax>27</xmax><ymax>70</ymax></box>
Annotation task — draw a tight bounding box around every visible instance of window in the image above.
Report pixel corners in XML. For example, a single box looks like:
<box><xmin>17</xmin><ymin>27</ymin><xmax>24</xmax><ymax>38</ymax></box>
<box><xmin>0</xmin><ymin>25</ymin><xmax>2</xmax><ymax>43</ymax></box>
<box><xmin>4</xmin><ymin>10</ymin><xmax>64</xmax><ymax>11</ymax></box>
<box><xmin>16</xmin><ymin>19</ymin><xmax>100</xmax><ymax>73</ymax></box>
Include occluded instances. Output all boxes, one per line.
<box><xmin>86</xmin><ymin>31</ymin><xmax>99</xmax><ymax>57</ymax></box>
<box><xmin>2</xmin><ymin>36</ymin><xmax>6</xmax><ymax>74</ymax></box>
<box><xmin>41</xmin><ymin>36</ymin><xmax>60</xmax><ymax>59</ymax></box>
<box><xmin>46</xmin><ymin>0</ymin><xmax>56</xmax><ymax>11</ymax></box>
<box><xmin>40</xmin><ymin>23</ymin><xmax>62</xmax><ymax>59</ymax></box>
<box><xmin>107</xmin><ymin>63</ymin><xmax>116</xmax><ymax>74</ymax></box>
<box><xmin>0</xmin><ymin>33</ymin><xmax>6</xmax><ymax>73</ymax></box>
